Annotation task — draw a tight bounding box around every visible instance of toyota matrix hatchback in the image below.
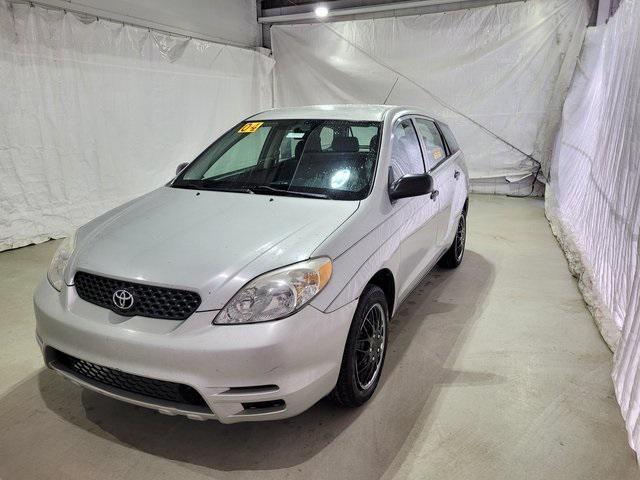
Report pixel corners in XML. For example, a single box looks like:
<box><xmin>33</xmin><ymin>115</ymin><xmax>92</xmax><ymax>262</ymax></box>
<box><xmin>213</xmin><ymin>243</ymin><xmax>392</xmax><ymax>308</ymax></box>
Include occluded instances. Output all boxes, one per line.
<box><xmin>35</xmin><ymin>105</ymin><xmax>469</xmax><ymax>423</ymax></box>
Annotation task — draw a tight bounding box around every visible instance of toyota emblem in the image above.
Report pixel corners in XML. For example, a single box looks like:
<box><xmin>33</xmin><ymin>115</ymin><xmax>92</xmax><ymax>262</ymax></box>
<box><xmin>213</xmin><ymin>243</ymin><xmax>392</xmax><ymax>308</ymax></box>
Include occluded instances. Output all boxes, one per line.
<box><xmin>113</xmin><ymin>289</ymin><xmax>134</xmax><ymax>310</ymax></box>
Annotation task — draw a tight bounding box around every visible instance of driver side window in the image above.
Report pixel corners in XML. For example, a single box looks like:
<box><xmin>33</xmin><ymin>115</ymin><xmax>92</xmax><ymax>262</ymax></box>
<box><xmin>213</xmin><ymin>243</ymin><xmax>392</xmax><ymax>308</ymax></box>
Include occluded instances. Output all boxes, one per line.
<box><xmin>389</xmin><ymin>119</ymin><xmax>425</xmax><ymax>184</ymax></box>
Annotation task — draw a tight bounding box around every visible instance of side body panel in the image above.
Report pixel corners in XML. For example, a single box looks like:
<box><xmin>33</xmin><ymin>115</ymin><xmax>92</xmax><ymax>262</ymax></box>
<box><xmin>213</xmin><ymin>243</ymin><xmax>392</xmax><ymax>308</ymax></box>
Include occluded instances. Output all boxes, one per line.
<box><xmin>311</xmin><ymin>108</ymin><xmax>468</xmax><ymax>317</ymax></box>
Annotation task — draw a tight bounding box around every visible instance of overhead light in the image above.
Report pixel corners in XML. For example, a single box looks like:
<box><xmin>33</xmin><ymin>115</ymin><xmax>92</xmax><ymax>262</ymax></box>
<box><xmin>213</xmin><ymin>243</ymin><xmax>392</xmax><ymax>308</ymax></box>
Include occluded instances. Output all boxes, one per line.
<box><xmin>314</xmin><ymin>5</ymin><xmax>329</xmax><ymax>18</ymax></box>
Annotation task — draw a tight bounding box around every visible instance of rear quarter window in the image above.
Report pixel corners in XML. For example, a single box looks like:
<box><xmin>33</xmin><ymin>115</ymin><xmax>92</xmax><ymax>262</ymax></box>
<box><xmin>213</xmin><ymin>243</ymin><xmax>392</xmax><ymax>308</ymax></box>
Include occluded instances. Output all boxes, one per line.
<box><xmin>439</xmin><ymin>123</ymin><xmax>460</xmax><ymax>154</ymax></box>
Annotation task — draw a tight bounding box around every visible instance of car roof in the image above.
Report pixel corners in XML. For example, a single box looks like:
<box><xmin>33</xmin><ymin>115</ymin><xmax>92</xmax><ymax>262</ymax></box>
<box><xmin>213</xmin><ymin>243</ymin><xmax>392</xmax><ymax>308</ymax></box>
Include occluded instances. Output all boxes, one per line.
<box><xmin>248</xmin><ymin>104</ymin><xmax>432</xmax><ymax>122</ymax></box>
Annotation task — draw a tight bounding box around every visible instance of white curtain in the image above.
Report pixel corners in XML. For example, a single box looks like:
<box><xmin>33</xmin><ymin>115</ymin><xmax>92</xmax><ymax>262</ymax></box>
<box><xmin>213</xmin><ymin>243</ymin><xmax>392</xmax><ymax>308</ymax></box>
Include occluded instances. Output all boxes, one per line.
<box><xmin>271</xmin><ymin>0</ymin><xmax>590</xmax><ymax>194</ymax></box>
<box><xmin>545</xmin><ymin>0</ymin><xmax>640</xmax><ymax>460</ymax></box>
<box><xmin>0</xmin><ymin>1</ymin><xmax>274</xmax><ymax>251</ymax></box>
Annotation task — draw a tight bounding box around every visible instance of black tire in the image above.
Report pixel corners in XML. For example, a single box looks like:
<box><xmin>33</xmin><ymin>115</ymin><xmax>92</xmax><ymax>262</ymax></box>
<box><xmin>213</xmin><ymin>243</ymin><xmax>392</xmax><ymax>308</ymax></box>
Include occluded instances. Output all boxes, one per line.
<box><xmin>330</xmin><ymin>284</ymin><xmax>389</xmax><ymax>407</ymax></box>
<box><xmin>438</xmin><ymin>212</ymin><xmax>466</xmax><ymax>269</ymax></box>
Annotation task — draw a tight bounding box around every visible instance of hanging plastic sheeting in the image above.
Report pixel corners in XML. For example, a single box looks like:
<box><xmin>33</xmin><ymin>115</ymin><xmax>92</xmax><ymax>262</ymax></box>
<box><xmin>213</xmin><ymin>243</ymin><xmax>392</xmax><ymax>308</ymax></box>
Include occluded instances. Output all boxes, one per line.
<box><xmin>545</xmin><ymin>0</ymin><xmax>640</xmax><ymax>459</ymax></box>
<box><xmin>0</xmin><ymin>1</ymin><xmax>274</xmax><ymax>251</ymax></box>
<box><xmin>271</xmin><ymin>0</ymin><xmax>590</xmax><ymax>195</ymax></box>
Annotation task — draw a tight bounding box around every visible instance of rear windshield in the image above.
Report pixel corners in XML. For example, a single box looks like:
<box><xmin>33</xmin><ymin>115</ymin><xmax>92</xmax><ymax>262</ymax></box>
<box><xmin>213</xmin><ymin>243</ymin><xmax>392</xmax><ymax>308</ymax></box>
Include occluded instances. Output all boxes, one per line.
<box><xmin>173</xmin><ymin>119</ymin><xmax>381</xmax><ymax>200</ymax></box>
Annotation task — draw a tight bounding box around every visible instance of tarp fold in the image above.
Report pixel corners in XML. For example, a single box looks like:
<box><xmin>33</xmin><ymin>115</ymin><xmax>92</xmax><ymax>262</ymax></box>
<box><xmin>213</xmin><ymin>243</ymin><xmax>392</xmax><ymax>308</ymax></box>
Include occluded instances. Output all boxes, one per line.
<box><xmin>0</xmin><ymin>1</ymin><xmax>274</xmax><ymax>251</ymax></box>
<box><xmin>545</xmin><ymin>0</ymin><xmax>640</xmax><ymax>460</ymax></box>
<box><xmin>271</xmin><ymin>0</ymin><xmax>590</xmax><ymax>193</ymax></box>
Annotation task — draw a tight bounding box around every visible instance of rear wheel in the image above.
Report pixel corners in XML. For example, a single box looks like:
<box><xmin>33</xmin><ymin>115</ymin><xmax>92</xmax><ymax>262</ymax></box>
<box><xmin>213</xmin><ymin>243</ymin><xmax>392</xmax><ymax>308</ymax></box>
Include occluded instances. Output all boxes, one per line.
<box><xmin>438</xmin><ymin>213</ymin><xmax>466</xmax><ymax>269</ymax></box>
<box><xmin>330</xmin><ymin>284</ymin><xmax>388</xmax><ymax>407</ymax></box>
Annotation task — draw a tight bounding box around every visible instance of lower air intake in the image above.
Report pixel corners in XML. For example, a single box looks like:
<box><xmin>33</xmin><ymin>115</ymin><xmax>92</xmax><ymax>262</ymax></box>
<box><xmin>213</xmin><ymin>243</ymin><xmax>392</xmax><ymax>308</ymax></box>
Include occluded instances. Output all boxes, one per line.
<box><xmin>52</xmin><ymin>349</ymin><xmax>208</xmax><ymax>409</ymax></box>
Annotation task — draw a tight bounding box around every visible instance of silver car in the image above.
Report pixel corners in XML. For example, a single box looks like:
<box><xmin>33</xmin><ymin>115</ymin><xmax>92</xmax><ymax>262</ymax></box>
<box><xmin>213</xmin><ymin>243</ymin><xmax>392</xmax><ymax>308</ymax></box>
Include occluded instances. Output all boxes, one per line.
<box><xmin>34</xmin><ymin>105</ymin><xmax>469</xmax><ymax>423</ymax></box>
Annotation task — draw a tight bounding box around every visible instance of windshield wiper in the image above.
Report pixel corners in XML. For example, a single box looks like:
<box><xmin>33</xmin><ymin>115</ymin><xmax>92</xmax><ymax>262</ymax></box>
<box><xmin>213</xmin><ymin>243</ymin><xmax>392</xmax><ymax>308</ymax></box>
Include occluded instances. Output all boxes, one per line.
<box><xmin>172</xmin><ymin>180</ymin><xmax>203</xmax><ymax>190</ymax></box>
<box><xmin>173</xmin><ymin>180</ymin><xmax>254</xmax><ymax>194</ymax></box>
<box><xmin>251</xmin><ymin>185</ymin><xmax>330</xmax><ymax>199</ymax></box>
<box><xmin>209</xmin><ymin>186</ymin><xmax>255</xmax><ymax>194</ymax></box>
<box><xmin>174</xmin><ymin>181</ymin><xmax>328</xmax><ymax>198</ymax></box>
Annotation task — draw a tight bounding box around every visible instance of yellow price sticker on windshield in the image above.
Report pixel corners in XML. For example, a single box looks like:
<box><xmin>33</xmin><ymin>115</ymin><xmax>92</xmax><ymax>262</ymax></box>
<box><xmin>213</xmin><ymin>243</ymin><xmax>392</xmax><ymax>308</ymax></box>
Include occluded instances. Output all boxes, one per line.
<box><xmin>238</xmin><ymin>122</ymin><xmax>263</xmax><ymax>133</ymax></box>
<box><xmin>433</xmin><ymin>147</ymin><xmax>444</xmax><ymax>161</ymax></box>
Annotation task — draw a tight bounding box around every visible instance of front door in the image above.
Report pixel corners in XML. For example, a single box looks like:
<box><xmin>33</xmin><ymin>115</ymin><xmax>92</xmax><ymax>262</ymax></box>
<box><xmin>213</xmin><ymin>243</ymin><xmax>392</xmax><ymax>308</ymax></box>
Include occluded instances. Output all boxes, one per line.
<box><xmin>414</xmin><ymin>117</ymin><xmax>456</xmax><ymax>247</ymax></box>
<box><xmin>389</xmin><ymin>117</ymin><xmax>440</xmax><ymax>300</ymax></box>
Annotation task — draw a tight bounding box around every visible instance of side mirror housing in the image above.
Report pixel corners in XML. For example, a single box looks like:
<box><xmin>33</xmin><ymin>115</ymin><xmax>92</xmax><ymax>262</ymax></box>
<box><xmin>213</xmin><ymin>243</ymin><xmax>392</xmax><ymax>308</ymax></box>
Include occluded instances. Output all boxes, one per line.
<box><xmin>176</xmin><ymin>162</ymin><xmax>189</xmax><ymax>175</ymax></box>
<box><xmin>389</xmin><ymin>173</ymin><xmax>433</xmax><ymax>201</ymax></box>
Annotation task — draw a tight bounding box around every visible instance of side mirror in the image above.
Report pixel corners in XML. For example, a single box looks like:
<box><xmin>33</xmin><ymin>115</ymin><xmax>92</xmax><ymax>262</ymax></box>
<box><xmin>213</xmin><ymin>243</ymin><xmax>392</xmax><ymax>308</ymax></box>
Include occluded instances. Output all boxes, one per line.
<box><xmin>389</xmin><ymin>173</ymin><xmax>433</xmax><ymax>200</ymax></box>
<box><xmin>176</xmin><ymin>162</ymin><xmax>189</xmax><ymax>175</ymax></box>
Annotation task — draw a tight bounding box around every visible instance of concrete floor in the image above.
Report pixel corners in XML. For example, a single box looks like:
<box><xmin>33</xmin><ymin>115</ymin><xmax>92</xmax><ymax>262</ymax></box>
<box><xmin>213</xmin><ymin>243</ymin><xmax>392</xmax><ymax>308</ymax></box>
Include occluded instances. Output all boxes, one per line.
<box><xmin>0</xmin><ymin>195</ymin><xmax>637</xmax><ymax>479</ymax></box>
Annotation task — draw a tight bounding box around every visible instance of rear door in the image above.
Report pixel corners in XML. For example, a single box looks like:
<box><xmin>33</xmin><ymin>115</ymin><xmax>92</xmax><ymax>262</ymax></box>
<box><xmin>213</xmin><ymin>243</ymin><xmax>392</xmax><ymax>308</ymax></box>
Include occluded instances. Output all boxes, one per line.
<box><xmin>414</xmin><ymin>117</ymin><xmax>456</xmax><ymax>248</ymax></box>
<box><xmin>437</xmin><ymin>121</ymin><xmax>467</xmax><ymax>236</ymax></box>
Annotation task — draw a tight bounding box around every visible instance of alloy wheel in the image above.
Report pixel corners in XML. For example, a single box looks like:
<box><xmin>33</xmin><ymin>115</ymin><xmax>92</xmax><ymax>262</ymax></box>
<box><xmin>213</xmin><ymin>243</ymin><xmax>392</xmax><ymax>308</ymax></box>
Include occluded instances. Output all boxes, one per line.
<box><xmin>455</xmin><ymin>215</ymin><xmax>466</xmax><ymax>262</ymax></box>
<box><xmin>354</xmin><ymin>303</ymin><xmax>386</xmax><ymax>391</ymax></box>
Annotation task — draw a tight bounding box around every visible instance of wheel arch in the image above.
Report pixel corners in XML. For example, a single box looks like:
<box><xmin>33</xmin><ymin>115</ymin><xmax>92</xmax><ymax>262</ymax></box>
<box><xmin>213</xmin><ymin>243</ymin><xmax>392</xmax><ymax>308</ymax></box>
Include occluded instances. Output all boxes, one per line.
<box><xmin>367</xmin><ymin>269</ymin><xmax>396</xmax><ymax>317</ymax></box>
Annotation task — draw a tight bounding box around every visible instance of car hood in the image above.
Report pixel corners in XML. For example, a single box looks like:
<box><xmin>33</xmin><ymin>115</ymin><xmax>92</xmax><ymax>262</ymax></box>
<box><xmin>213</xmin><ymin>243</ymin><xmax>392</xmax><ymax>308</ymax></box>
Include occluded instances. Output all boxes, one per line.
<box><xmin>70</xmin><ymin>187</ymin><xmax>358</xmax><ymax>311</ymax></box>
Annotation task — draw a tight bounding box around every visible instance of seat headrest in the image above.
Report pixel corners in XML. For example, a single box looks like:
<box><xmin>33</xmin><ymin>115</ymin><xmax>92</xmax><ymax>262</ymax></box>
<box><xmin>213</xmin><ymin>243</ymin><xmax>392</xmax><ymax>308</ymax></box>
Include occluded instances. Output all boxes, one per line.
<box><xmin>295</xmin><ymin>131</ymin><xmax>322</xmax><ymax>158</ymax></box>
<box><xmin>369</xmin><ymin>134</ymin><xmax>379</xmax><ymax>152</ymax></box>
<box><xmin>331</xmin><ymin>136</ymin><xmax>359</xmax><ymax>153</ymax></box>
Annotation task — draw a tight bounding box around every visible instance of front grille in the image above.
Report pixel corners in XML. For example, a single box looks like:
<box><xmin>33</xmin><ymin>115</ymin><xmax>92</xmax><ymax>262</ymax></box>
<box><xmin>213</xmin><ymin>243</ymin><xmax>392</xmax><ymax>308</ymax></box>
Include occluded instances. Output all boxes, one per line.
<box><xmin>74</xmin><ymin>271</ymin><xmax>201</xmax><ymax>320</ymax></box>
<box><xmin>53</xmin><ymin>349</ymin><xmax>208</xmax><ymax>408</ymax></box>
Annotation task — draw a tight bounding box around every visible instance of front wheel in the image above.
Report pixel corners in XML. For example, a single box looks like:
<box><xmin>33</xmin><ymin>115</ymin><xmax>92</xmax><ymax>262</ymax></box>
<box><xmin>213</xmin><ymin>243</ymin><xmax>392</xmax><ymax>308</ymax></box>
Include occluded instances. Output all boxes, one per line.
<box><xmin>330</xmin><ymin>284</ymin><xmax>389</xmax><ymax>407</ymax></box>
<box><xmin>438</xmin><ymin>213</ymin><xmax>466</xmax><ymax>269</ymax></box>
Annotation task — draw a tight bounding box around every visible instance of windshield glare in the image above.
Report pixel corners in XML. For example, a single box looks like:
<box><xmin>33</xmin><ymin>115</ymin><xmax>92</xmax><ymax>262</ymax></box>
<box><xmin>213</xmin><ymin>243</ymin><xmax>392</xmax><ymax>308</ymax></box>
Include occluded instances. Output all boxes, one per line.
<box><xmin>173</xmin><ymin>119</ymin><xmax>381</xmax><ymax>200</ymax></box>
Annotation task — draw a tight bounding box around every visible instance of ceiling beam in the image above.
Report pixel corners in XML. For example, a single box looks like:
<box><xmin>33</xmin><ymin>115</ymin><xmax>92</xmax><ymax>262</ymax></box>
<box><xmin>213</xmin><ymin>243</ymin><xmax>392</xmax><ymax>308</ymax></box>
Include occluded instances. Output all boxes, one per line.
<box><xmin>259</xmin><ymin>0</ymin><xmax>524</xmax><ymax>23</ymax></box>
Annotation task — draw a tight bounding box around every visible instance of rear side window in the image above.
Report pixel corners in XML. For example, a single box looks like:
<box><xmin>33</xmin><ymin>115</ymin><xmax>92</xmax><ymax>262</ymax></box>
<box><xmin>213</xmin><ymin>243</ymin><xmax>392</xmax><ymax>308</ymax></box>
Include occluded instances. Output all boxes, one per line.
<box><xmin>438</xmin><ymin>123</ymin><xmax>460</xmax><ymax>154</ymax></box>
<box><xmin>389</xmin><ymin>119</ymin><xmax>425</xmax><ymax>184</ymax></box>
<box><xmin>350</xmin><ymin>125</ymin><xmax>379</xmax><ymax>151</ymax></box>
<box><xmin>319</xmin><ymin>126</ymin><xmax>335</xmax><ymax>150</ymax></box>
<box><xmin>414</xmin><ymin>118</ymin><xmax>446</xmax><ymax>169</ymax></box>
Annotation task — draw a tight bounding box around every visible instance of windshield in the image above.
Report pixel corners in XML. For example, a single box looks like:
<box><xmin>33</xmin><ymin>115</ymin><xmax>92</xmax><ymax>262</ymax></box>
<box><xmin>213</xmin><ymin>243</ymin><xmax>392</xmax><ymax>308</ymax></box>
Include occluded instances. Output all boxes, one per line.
<box><xmin>172</xmin><ymin>119</ymin><xmax>381</xmax><ymax>200</ymax></box>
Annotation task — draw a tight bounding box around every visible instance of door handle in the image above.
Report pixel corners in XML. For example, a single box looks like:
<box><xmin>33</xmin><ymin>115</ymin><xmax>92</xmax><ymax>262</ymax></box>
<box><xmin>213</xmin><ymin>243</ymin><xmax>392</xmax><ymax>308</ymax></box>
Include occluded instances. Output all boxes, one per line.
<box><xmin>454</xmin><ymin>170</ymin><xmax>460</xmax><ymax>180</ymax></box>
<box><xmin>430</xmin><ymin>190</ymin><xmax>439</xmax><ymax>201</ymax></box>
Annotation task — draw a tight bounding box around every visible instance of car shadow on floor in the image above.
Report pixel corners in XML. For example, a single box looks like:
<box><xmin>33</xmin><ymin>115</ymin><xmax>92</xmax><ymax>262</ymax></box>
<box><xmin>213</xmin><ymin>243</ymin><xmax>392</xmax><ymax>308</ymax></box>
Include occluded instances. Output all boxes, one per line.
<box><xmin>2</xmin><ymin>250</ymin><xmax>496</xmax><ymax>478</ymax></box>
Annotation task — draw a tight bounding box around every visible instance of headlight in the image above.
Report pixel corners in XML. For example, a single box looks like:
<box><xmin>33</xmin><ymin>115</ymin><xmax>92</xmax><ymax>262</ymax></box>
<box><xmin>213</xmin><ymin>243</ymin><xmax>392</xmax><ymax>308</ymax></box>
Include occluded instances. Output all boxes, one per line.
<box><xmin>214</xmin><ymin>257</ymin><xmax>332</xmax><ymax>324</ymax></box>
<box><xmin>47</xmin><ymin>233</ymin><xmax>76</xmax><ymax>291</ymax></box>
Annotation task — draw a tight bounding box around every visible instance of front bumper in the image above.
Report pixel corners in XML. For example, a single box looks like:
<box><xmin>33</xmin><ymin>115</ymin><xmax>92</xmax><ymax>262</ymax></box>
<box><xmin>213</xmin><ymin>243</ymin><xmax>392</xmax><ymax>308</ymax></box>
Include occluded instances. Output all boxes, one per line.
<box><xmin>34</xmin><ymin>279</ymin><xmax>357</xmax><ymax>423</ymax></box>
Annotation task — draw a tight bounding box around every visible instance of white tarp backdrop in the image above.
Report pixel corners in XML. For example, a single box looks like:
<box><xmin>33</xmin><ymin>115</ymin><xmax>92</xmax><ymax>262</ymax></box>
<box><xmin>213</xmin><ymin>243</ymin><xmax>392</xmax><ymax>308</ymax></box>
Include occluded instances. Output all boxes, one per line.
<box><xmin>545</xmin><ymin>0</ymin><xmax>640</xmax><ymax>459</ymax></box>
<box><xmin>0</xmin><ymin>1</ymin><xmax>274</xmax><ymax>251</ymax></box>
<box><xmin>271</xmin><ymin>0</ymin><xmax>590</xmax><ymax>194</ymax></box>
<box><xmin>32</xmin><ymin>0</ymin><xmax>262</xmax><ymax>47</ymax></box>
